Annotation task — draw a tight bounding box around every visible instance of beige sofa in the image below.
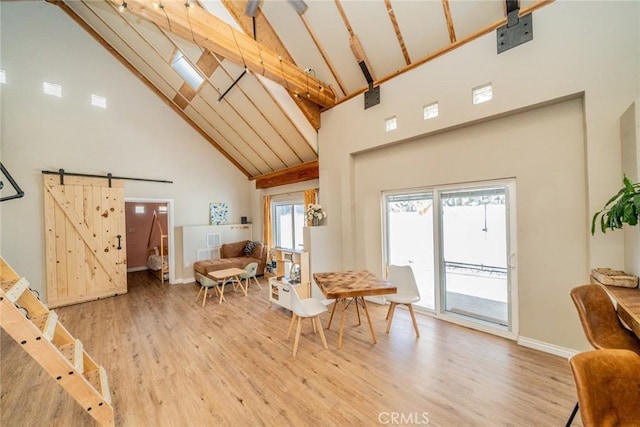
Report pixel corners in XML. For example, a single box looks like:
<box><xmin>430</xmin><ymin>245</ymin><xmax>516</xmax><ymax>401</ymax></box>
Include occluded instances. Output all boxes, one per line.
<box><xmin>193</xmin><ymin>240</ymin><xmax>267</xmax><ymax>285</ymax></box>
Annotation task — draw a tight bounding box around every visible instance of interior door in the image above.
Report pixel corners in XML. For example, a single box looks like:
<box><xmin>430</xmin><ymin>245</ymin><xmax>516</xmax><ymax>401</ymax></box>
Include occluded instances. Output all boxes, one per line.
<box><xmin>43</xmin><ymin>174</ymin><xmax>127</xmax><ymax>307</ymax></box>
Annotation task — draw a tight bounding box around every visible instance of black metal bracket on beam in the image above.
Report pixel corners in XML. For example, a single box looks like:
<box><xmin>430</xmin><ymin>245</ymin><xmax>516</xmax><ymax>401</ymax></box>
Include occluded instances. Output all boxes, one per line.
<box><xmin>42</xmin><ymin>169</ymin><xmax>173</xmax><ymax>185</ymax></box>
<box><xmin>0</xmin><ymin>162</ymin><xmax>25</xmax><ymax>203</ymax></box>
<box><xmin>218</xmin><ymin>68</ymin><xmax>247</xmax><ymax>103</ymax></box>
<box><xmin>496</xmin><ymin>1</ymin><xmax>533</xmax><ymax>54</ymax></box>
<box><xmin>359</xmin><ymin>60</ymin><xmax>380</xmax><ymax>110</ymax></box>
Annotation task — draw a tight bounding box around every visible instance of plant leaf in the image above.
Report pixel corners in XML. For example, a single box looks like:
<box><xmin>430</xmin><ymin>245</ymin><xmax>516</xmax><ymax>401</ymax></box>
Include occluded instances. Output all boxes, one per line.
<box><xmin>623</xmin><ymin>175</ymin><xmax>634</xmax><ymax>192</ymax></box>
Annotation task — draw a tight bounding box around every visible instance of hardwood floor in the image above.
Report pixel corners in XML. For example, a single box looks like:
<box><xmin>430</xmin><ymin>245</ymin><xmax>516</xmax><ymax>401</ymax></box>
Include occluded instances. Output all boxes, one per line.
<box><xmin>1</xmin><ymin>272</ymin><xmax>581</xmax><ymax>426</ymax></box>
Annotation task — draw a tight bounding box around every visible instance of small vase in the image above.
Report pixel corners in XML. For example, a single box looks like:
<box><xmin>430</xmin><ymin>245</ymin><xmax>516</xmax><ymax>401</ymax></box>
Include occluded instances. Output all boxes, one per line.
<box><xmin>312</xmin><ymin>217</ymin><xmax>320</xmax><ymax>226</ymax></box>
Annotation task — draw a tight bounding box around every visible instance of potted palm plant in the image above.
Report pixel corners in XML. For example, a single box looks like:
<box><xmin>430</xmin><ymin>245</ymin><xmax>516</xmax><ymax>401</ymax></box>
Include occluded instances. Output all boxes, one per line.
<box><xmin>591</xmin><ymin>175</ymin><xmax>640</xmax><ymax>234</ymax></box>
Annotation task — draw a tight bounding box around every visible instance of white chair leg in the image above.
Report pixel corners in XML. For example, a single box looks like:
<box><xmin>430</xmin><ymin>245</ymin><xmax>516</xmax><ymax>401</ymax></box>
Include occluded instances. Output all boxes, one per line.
<box><xmin>408</xmin><ymin>304</ymin><xmax>420</xmax><ymax>338</ymax></box>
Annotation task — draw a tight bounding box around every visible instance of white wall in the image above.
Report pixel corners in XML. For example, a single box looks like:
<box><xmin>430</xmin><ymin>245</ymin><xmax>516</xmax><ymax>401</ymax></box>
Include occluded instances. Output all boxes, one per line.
<box><xmin>622</xmin><ymin>101</ymin><xmax>640</xmax><ymax>276</ymax></box>
<box><xmin>319</xmin><ymin>1</ymin><xmax>640</xmax><ymax>351</ymax></box>
<box><xmin>0</xmin><ymin>1</ymin><xmax>252</xmax><ymax>295</ymax></box>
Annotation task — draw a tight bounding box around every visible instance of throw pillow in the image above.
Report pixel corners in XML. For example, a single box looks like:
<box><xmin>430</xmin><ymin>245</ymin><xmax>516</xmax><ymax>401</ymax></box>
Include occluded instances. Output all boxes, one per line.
<box><xmin>243</xmin><ymin>241</ymin><xmax>256</xmax><ymax>256</ymax></box>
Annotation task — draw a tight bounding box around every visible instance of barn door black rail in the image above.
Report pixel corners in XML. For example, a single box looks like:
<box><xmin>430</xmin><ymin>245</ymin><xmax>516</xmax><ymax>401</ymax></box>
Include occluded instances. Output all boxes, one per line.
<box><xmin>0</xmin><ymin>162</ymin><xmax>25</xmax><ymax>202</ymax></box>
<box><xmin>42</xmin><ymin>169</ymin><xmax>173</xmax><ymax>187</ymax></box>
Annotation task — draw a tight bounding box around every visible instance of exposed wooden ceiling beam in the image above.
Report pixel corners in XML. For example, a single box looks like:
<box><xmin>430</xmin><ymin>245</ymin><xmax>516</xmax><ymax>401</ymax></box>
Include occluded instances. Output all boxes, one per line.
<box><xmin>385</xmin><ymin>0</ymin><xmax>411</xmax><ymax>66</ymax></box>
<box><xmin>219</xmin><ymin>0</ymin><xmax>322</xmax><ymax>130</ymax></box>
<box><xmin>254</xmin><ymin>160</ymin><xmax>319</xmax><ymax>189</ymax></box>
<box><xmin>108</xmin><ymin>0</ymin><xmax>336</xmax><ymax>110</ymax></box>
<box><xmin>441</xmin><ymin>0</ymin><xmax>457</xmax><ymax>44</ymax></box>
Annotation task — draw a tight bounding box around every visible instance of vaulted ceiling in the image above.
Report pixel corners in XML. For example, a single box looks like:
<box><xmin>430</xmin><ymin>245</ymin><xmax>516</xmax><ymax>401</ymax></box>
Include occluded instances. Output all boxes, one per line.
<box><xmin>50</xmin><ymin>0</ymin><xmax>551</xmax><ymax>188</ymax></box>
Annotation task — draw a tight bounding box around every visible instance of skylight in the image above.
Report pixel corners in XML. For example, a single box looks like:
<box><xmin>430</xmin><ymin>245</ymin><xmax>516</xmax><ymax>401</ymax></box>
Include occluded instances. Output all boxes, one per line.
<box><xmin>43</xmin><ymin>81</ymin><xmax>62</xmax><ymax>98</ymax></box>
<box><xmin>171</xmin><ymin>51</ymin><xmax>204</xmax><ymax>89</ymax></box>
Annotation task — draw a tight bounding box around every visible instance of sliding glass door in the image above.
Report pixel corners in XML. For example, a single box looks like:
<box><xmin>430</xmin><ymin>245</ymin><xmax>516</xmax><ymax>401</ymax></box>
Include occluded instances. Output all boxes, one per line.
<box><xmin>440</xmin><ymin>187</ymin><xmax>509</xmax><ymax>326</ymax></box>
<box><xmin>383</xmin><ymin>180</ymin><xmax>516</xmax><ymax>335</ymax></box>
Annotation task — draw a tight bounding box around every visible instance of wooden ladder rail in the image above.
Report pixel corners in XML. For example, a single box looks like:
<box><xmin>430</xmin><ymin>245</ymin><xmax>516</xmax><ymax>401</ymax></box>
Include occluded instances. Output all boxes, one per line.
<box><xmin>146</xmin><ymin>210</ymin><xmax>169</xmax><ymax>283</ymax></box>
<box><xmin>0</xmin><ymin>257</ymin><xmax>114</xmax><ymax>426</ymax></box>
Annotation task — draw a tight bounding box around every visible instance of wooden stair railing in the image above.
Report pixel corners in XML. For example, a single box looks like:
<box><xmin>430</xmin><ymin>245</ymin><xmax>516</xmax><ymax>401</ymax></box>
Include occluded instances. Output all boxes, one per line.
<box><xmin>0</xmin><ymin>257</ymin><xmax>114</xmax><ymax>426</ymax></box>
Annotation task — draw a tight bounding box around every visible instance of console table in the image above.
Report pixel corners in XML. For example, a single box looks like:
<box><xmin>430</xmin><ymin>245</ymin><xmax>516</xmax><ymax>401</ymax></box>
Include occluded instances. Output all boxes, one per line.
<box><xmin>602</xmin><ymin>284</ymin><xmax>640</xmax><ymax>339</ymax></box>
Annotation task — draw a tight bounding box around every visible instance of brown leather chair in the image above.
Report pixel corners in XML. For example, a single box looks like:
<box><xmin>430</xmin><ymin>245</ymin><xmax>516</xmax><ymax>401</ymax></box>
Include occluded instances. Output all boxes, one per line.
<box><xmin>567</xmin><ymin>284</ymin><xmax>640</xmax><ymax>425</ymax></box>
<box><xmin>568</xmin><ymin>349</ymin><xmax>640</xmax><ymax>427</ymax></box>
<box><xmin>570</xmin><ymin>284</ymin><xmax>640</xmax><ymax>353</ymax></box>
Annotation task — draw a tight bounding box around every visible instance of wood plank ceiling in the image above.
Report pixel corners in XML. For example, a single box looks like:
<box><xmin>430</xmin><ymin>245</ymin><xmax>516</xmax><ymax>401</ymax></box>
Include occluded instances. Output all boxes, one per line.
<box><xmin>50</xmin><ymin>0</ymin><xmax>552</xmax><ymax>188</ymax></box>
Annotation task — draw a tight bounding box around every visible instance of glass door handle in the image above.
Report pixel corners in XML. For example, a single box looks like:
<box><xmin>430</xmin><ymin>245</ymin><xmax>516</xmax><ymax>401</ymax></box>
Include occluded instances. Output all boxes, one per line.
<box><xmin>508</xmin><ymin>252</ymin><xmax>516</xmax><ymax>268</ymax></box>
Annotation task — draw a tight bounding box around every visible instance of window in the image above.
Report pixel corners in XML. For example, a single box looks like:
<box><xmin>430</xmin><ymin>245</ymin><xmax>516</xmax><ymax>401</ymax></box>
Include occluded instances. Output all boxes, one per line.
<box><xmin>385</xmin><ymin>116</ymin><xmax>397</xmax><ymax>132</ymax></box>
<box><xmin>135</xmin><ymin>205</ymin><xmax>145</xmax><ymax>214</ymax></box>
<box><xmin>273</xmin><ymin>201</ymin><xmax>305</xmax><ymax>251</ymax></box>
<box><xmin>171</xmin><ymin>51</ymin><xmax>204</xmax><ymax>89</ymax></box>
<box><xmin>43</xmin><ymin>81</ymin><xmax>62</xmax><ymax>98</ymax></box>
<box><xmin>423</xmin><ymin>102</ymin><xmax>439</xmax><ymax>120</ymax></box>
<box><xmin>91</xmin><ymin>94</ymin><xmax>107</xmax><ymax>109</ymax></box>
<box><xmin>472</xmin><ymin>83</ymin><xmax>493</xmax><ymax>105</ymax></box>
<box><xmin>0</xmin><ymin>70</ymin><xmax>6</xmax><ymax>84</ymax></box>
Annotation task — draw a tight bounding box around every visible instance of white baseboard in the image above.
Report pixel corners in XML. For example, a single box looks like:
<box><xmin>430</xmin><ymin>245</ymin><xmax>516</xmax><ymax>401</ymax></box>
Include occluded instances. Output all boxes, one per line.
<box><xmin>517</xmin><ymin>336</ymin><xmax>579</xmax><ymax>359</ymax></box>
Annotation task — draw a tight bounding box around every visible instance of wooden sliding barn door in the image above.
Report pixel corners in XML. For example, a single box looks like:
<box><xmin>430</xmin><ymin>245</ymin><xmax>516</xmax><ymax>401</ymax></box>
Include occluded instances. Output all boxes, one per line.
<box><xmin>43</xmin><ymin>174</ymin><xmax>127</xmax><ymax>307</ymax></box>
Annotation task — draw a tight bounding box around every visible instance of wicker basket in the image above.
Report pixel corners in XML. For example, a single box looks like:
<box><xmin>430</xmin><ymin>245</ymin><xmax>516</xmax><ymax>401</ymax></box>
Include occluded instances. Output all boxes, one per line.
<box><xmin>591</xmin><ymin>268</ymin><xmax>639</xmax><ymax>288</ymax></box>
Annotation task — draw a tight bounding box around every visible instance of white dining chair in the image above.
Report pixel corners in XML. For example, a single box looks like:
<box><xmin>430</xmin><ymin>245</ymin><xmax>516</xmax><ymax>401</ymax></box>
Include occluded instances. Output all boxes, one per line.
<box><xmin>385</xmin><ymin>264</ymin><xmax>421</xmax><ymax>337</ymax></box>
<box><xmin>284</xmin><ymin>282</ymin><xmax>329</xmax><ymax>357</ymax></box>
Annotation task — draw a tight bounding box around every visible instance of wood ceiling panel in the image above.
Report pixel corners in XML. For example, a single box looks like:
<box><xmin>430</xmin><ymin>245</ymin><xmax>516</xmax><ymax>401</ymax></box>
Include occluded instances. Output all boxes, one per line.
<box><xmin>392</xmin><ymin>0</ymin><xmax>452</xmax><ymax>61</ymax></box>
<box><xmin>213</xmin><ymin>66</ymin><xmax>317</xmax><ymax>164</ymax></box>
<box><xmin>185</xmin><ymin>103</ymin><xmax>268</xmax><ymax>176</ymax></box>
<box><xmin>203</xmin><ymin>74</ymin><xmax>288</xmax><ymax>171</ymax></box>
<box><xmin>191</xmin><ymin>86</ymin><xmax>281</xmax><ymax>173</ymax></box>
<box><xmin>220</xmin><ymin>88</ymin><xmax>308</xmax><ymax>167</ymax></box>
<box><xmin>236</xmin><ymin>72</ymin><xmax>316</xmax><ymax>154</ymax></box>
<box><xmin>183</xmin><ymin>105</ymin><xmax>262</xmax><ymax>176</ymax></box>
